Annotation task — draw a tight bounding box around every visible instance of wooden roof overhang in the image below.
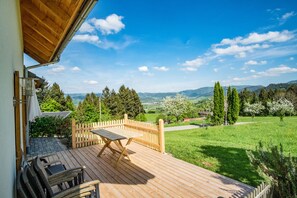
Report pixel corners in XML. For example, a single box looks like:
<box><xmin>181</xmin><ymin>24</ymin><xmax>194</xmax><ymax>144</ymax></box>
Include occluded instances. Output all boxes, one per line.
<box><xmin>20</xmin><ymin>0</ymin><xmax>97</xmax><ymax>64</ymax></box>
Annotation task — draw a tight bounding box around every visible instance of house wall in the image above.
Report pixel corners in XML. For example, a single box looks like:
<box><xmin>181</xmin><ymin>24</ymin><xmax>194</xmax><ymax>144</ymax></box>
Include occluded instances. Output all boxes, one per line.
<box><xmin>0</xmin><ymin>0</ymin><xmax>24</xmax><ymax>197</ymax></box>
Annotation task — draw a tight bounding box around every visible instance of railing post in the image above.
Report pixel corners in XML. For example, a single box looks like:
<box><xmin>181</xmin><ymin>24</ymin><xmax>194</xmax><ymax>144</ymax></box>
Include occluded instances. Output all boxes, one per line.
<box><xmin>124</xmin><ymin>114</ymin><xmax>128</xmax><ymax>124</ymax></box>
<box><xmin>158</xmin><ymin>119</ymin><xmax>165</xmax><ymax>153</ymax></box>
<box><xmin>72</xmin><ymin>119</ymin><xmax>76</xmax><ymax>149</ymax></box>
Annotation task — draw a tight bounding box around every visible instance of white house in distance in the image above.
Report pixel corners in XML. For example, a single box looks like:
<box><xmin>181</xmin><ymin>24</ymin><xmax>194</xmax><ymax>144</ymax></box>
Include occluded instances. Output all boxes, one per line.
<box><xmin>0</xmin><ymin>0</ymin><xmax>97</xmax><ymax>197</ymax></box>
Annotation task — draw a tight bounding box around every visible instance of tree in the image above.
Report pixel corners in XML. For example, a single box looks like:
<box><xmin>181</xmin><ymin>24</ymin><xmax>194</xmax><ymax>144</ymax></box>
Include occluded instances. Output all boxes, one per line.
<box><xmin>101</xmin><ymin>86</ymin><xmax>111</xmax><ymax>108</ymax></box>
<box><xmin>285</xmin><ymin>85</ymin><xmax>297</xmax><ymax>112</ymax></box>
<box><xmin>230</xmin><ymin>88</ymin><xmax>240</xmax><ymax>124</ymax></box>
<box><xmin>258</xmin><ymin>88</ymin><xmax>269</xmax><ymax>115</ymax></box>
<box><xmin>65</xmin><ymin>95</ymin><xmax>75</xmax><ymax>111</ymax></box>
<box><xmin>268</xmin><ymin>98</ymin><xmax>294</xmax><ymax>121</ymax></box>
<box><xmin>76</xmin><ymin>93</ymin><xmax>110</xmax><ymax>123</ymax></box>
<box><xmin>227</xmin><ymin>86</ymin><xmax>232</xmax><ymax>124</ymax></box>
<box><xmin>239</xmin><ymin>88</ymin><xmax>253</xmax><ymax>116</ymax></box>
<box><xmin>45</xmin><ymin>83</ymin><xmax>67</xmax><ymax>109</ymax></box>
<box><xmin>109</xmin><ymin>89</ymin><xmax>124</xmax><ymax>118</ymax></box>
<box><xmin>36</xmin><ymin>79</ymin><xmax>50</xmax><ymax>104</ymax></box>
<box><xmin>161</xmin><ymin>94</ymin><xmax>191</xmax><ymax>122</ymax></box>
<box><xmin>212</xmin><ymin>82</ymin><xmax>224</xmax><ymax>125</ymax></box>
<box><xmin>40</xmin><ymin>98</ymin><xmax>63</xmax><ymax>112</ymax></box>
<box><xmin>244</xmin><ymin>102</ymin><xmax>265</xmax><ymax>119</ymax></box>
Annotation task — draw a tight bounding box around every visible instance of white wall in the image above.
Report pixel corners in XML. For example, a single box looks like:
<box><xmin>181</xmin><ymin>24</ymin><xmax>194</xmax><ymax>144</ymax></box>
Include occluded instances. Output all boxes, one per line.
<box><xmin>0</xmin><ymin>0</ymin><xmax>24</xmax><ymax>197</ymax></box>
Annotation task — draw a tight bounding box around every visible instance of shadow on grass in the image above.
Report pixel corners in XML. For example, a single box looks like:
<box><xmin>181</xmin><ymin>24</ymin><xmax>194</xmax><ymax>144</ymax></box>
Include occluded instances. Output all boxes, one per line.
<box><xmin>199</xmin><ymin>145</ymin><xmax>263</xmax><ymax>187</ymax></box>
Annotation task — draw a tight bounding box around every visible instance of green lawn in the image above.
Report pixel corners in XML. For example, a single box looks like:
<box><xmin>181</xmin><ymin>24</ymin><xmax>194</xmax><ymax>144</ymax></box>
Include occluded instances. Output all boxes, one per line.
<box><xmin>165</xmin><ymin>116</ymin><xmax>297</xmax><ymax>187</ymax></box>
<box><xmin>145</xmin><ymin>113</ymin><xmax>158</xmax><ymax>123</ymax></box>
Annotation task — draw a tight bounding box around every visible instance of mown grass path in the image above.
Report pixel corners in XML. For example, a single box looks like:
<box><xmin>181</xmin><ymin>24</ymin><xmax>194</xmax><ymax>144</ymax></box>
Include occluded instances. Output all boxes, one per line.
<box><xmin>165</xmin><ymin>116</ymin><xmax>297</xmax><ymax>187</ymax></box>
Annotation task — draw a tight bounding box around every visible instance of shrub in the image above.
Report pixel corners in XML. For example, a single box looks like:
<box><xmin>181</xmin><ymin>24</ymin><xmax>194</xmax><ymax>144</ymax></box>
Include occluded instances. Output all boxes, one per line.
<box><xmin>147</xmin><ymin>110</ymin><xmax>156</xmax><ymax>114</ymax></box>
<box><xmin>247</xmin><ymin>142</ymin><xmax>297</xmax><ymax>198</ymax></box>
<box><xmin>135</xmin><ymin>113</ymin><xmax>147</xmax><ymax>122</ymax></box>
<box><xmin>30</xmin><ymin>116</ymin><xmax>71</xmax><ymax>138</ymax></box>
<box><xmin>155</xmin><ymin>114</ymin><xmax>167</xmax><ymax>124</ymax></box>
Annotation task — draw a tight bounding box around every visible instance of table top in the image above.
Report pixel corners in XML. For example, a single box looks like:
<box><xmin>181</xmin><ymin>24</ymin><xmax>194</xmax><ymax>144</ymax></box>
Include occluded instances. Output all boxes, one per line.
<box><xmin>91</xmin><ymin>128</ymin><xmax>142</xmax><ymax>141</ymax></box>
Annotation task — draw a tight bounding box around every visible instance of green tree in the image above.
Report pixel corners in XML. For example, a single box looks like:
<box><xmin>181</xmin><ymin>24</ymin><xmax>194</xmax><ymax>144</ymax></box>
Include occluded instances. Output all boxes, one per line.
<box><xmin>46</xmin><ymin>83</ymin><xmax>67</xmax><ymax>109</ymax></box>
<box><xmin>102</xmin><ymin>86</ymin><xmax>111</xmax><ymax>109</ymax></box>
<box><xmin>227</xmin><ymin>86</ymin><xmax>232</xmax><ymax>124</ymax></box>
<box><xmin>212</xmin><ymin>82</ymin><xmax>224</xmax><ymax>125</ymax></box>
<box><xmin>230</xmin><ymin>88</ymin><xmax>239</xmax><ymax>124</ymax></box>
<box><xmin>40</xmin><ymin>98</ymin><xmax>63</xmax><ymax>112</ymax></box>
<box><xmin>76</xmin><ymin>93</ymin><xmax>110</xmax><ymax>123</ymax></box>
<box><xmin>65</xmin><ymin>95</ymin><xmax>75</xmax><ymax>111</ymax></box>
<box><xmin>239</xmin><ymin>88</ymin><xmax>252</xmax><ymax>116</ymax></box>
<box><xmin>259</xmin><ymin>88</ymin><xmax>269</xmax><ymax>115</ymax></box>
<box><xmin>36</xmin><ymin>79</ymin><xmax>50</xmax><ymax>104</ymax></box>
<box><xmin>109</xmin><ymin>89</ymin><xmax>125</xmax><ymax>118</ymax></box>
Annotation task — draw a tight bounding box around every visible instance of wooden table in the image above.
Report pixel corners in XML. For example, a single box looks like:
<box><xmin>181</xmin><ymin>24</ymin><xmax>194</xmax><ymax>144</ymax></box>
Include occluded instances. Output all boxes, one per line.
<box><xmin>91</xmin><ymin>128</ymin><xmax>142</xmax><ymax>166</ymax></box>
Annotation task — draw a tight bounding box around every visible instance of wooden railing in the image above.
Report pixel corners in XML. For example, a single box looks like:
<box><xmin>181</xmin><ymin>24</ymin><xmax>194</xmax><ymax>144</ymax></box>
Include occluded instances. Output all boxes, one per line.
<box><xmin>72</xmin><ymin>114</ymin><xmax>165</xmax><ymax>153</ymax></box>
<box><xmin>244</xmin><ymin>183</ymin><xmax>272</xmax><ymax>198</ymax></box>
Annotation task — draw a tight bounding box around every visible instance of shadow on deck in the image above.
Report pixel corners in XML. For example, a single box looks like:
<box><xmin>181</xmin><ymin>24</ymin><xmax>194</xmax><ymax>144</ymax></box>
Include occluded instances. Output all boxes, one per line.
<box><xmin>49</xmin><ymin>142</ymin><xmax>254</xmax><ymax>198</ymax></box>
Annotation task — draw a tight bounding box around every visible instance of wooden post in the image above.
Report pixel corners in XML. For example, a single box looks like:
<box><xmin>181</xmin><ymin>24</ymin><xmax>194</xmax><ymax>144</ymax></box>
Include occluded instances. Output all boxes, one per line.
<box><xmin>14</xmin><ymin>71</ymin><xmax>21</xmax><ymax>170</ymax></box>
<box><xmin>124</xmin><ymin>114</ymin><xmax>128</xmax><ymax>124</ymax></box>
<box><xmin>72</xmin><ymin>119</ymin><xmax>76</xmax><ymax>148</ymax></box>
<box><xmin>158</xmin><ymin>119</ymin><xmax>165</xmax><ymax>153</ymax></box>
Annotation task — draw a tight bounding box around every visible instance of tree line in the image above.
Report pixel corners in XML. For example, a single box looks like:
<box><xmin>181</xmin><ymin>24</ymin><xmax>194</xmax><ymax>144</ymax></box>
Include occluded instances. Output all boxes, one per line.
<box><xmin>37</xmin><ymin>82</ymin><xmax>145</xmax><ymax>123</ymax></box>
<box><xmin>239</xmin><ymin>85</ymin><xmax>297</xmax><ymax>118</ymax></box>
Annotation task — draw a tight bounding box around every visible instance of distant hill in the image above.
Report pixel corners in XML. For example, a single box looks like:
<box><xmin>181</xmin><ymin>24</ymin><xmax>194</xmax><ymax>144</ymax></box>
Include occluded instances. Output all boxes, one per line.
<box><xmin>68</xmin><ymin>80</ymin><xmax>296</xmax><ymax>105</ymax></box>
<box><xmin>139</xmin><ymin>85</ymin><xmax>263</xmax><ymax>103</ymax></box>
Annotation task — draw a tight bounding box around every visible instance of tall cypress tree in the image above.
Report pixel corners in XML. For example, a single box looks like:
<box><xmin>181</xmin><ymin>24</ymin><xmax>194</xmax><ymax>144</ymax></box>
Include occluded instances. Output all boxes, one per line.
<box><xmin>231</xmin><ymin>88</ymin><xmax>239</xmax><ymax>124</ymax></box>
<box><xmin>219</xmin><ymin>83</ymin><xmax>225</xmax><ymax>124</ymax></box>
<box><xmin>227</xmin><ymin>86</ymin><xmax>232</xmax><ymax>124</ymax></box>
<box><xmin>212</xmin><ymin>82</ymin><xmax>224</xmax><ymax>125</ymax></box>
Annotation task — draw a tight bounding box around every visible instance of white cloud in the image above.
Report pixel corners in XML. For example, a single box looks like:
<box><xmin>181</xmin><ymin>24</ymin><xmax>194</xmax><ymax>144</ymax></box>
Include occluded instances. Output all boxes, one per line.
<box><xmin>50</xmin><ymin>65</ymin><xmax>65</xmax><ymax>73</ymax></box>
<box><xmin>289</xmin><ymin>57</ymin><xmax>295</xmax><ymax>60</ymax></box>
<box><xmin>232</xmin><ymin>65</ymin><xmax>297</xmax><ymax>83</ymax></box>
<box><xmin>258</xmin><ymin>65</ymin><xmax>297</xmax><ymax>77</ymax></box>
<box><xmin>182</xmin><ymin>57</ymin><xmax>205</xmax><ymax>67</ymax></box>
<box><xmin>217</xmin><ymin>30</ymin><xmax>294</xmax><ymax>46</ymax></box>
<box><xmin>79</xmin><ymin>22</ymin><xmax>95</xmax><ymax>33</ymax></box>
<box><xmin>153</xmin><ymin>66</ymin><xmax>169</xmax><ymax>71</ymax></box>
<box><xmin>213</xmin><ymin>68</ymin><xmax>218</xmax><ymax>72</ymax></box>
<box><xmin>71</xmin><ymin>66</ymin><xmax>81</xmax><ymax>71</ymax></box>
<box><xmin>245</xmin><ymin>60</ymin><xmax>267</xmax><ymax>65</ymax></box>
<box><xmin>138</xmin><ymin>66</ymin><xmax>149</xmax><ymax>72</ymax></box>
<box><xmin>72</xmin><ymin>34</ymin><xmax>100</xmax><ymax>44</ymax></box>
<box><xmin>281</xmin><ymin>12</ymin><xmax>296</xmax><ymax>20</ymax></box>
<box><xmin>90</xmin><ymin>14</ymin><xmax>125</xmax><ymax>35</ymax></box>
<box><xmin>83</xmin><ymin>80</ymin><xmax>98</xmax><ymax>85</ymax></box>
<box><xmin>181</xmin><ymin>67</ymin><xmax>197</xmax><ymax>71</ymax></box>
<box><xmin>213</xmin><ymin>44</ymin><xmax>261</xmax><ymax>57</ymax></box>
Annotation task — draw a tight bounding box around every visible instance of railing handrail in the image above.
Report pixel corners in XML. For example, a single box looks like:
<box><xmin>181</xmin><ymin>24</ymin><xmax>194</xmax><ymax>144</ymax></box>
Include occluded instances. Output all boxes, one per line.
<box><xmin>72</xmin><ymin>114</ymin><xmax>165</xmax><ymax>153</ymax></box>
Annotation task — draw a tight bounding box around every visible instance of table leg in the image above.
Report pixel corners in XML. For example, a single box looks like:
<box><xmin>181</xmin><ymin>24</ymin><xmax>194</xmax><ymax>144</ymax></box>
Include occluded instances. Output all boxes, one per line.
<box><xmin>114</xmin><ymin>138</ymin><xmax>134</xmax><ymax>166</ymax></box>
<box><xmin>97</xmin><ymin>139</ymin><xmax>112</xmax><ymax>157</ymax></box>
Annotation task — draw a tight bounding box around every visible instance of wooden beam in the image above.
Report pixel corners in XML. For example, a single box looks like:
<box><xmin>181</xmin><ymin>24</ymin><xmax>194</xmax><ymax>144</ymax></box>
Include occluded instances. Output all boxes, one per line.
<box><xmin>23</xmin><ymin>23</ymin><xmax>58</xmax><ymax>46</ymax></box>
<box><xmin>39</xmin><ymin>0</ymin><xmax>71</xmax><ymax>23</ymax></box>
<box><xmin>14</xmin><ymin>71</ymin><xmax>21</xmax><ymax>170</ymax></box>
<box><xmin>21</xmin><ymin>0</ymin><xmax>64</xmax><ymax>35</ymax></box>
<box><xmin>24</xmin><ymin>47</ymin><xmax>49</xmax><ymax>64</ymax></box>
<box><xmin>22</xmin><ymin>13</ymin><xmax>59</xmax><ymax>44</ymax></box>
<box><xmin>23</xmin><ymin>33</ymin><xmax>53</xmax><ymax>56</ymax></box>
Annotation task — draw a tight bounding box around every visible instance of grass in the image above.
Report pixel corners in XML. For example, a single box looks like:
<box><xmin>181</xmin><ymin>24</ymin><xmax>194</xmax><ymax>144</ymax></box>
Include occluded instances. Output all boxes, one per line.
<box><xmin>145</xmin><ymin>113</ymin><xmax>210</xmax><ymax>127</ymax></box>
<box><xmin>165</xmin><ymin>116</ymin><xmax>297</xmax><ymax>187</ymax></box>
<box><xmin>145</xmin><ymin>113</ymin><xmax>158</xmax><ymax>123</ymax></box>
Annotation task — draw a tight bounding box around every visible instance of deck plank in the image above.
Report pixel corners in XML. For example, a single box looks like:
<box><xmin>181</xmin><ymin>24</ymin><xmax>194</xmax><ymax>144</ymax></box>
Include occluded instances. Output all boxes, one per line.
<box><xmin>55</xmin><ymin>142</ymin><xmax>254</xmax><ymax>198</ymax></box>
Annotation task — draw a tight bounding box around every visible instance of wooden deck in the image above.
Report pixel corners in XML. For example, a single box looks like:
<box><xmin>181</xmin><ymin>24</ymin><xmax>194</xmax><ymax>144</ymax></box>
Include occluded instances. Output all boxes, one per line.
<box><xmin>51</xmin><ymin>142</ymin><xmax>254</xmax><ymax>198</ymax></box>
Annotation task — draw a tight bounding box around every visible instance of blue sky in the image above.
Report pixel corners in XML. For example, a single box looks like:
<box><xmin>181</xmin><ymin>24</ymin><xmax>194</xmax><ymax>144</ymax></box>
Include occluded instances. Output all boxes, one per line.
<box><xmin>25</xmin><ymin>0</ymin><xmax>297</xmax><ymax>93</ymax></box>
